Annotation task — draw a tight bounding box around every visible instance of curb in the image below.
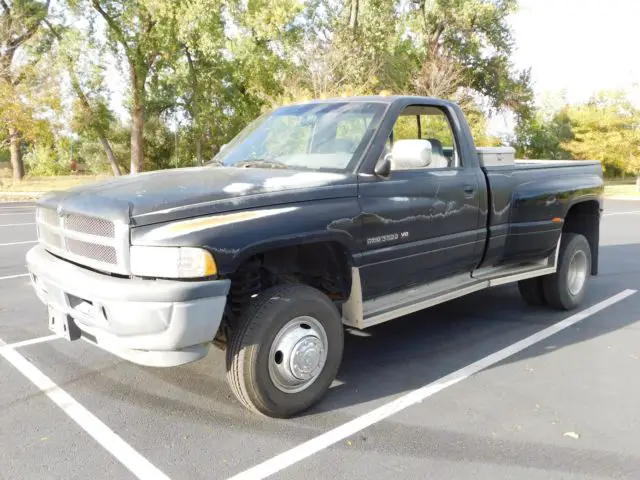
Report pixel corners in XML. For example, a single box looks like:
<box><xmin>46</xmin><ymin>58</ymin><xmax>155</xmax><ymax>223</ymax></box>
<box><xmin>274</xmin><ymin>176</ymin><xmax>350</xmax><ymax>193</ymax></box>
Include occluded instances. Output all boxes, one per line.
<box><xmin>0</xmin><ymin>191</ymin><xmax>45</xmax><ymax>196</ymax></box>
<box><xmin>0</xmin><ymin>192</ymin><xmax>44</xmax><ymax>203</ymax></box>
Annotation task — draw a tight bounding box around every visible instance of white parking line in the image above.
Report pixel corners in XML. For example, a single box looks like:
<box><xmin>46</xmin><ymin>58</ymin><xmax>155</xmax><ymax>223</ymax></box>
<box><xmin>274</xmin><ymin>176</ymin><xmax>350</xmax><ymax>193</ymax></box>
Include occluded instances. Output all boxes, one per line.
<box><xmin>0</xmin><ymin>212</ymin><xmax>33</xmax><ymax>216</ymax></box>
<box><xmin>0</xmin><ymin>240</ymin><xmax>37</xmax><ymax>247</ymax></box>
<box><xmin>228</xmin><ymin>289</ymin><xmax>637</xmax><ymax>480</ymax></box>
<box><xmin>0</xmin><ymin>273</ymin><xmax>29</xmax><ymax>281</ymax></box>
<box><xmin>604</xmin><ymin>210</ymin><xmax>640</xmax><ymax>216</ymax></box>
<box><xmin>0</xmin><ymin>334</ymin><xmax>57</xmax><ymax>351</ymax></box>
<box><xmin>0</xmin><ymin>336</ymin><xmax>171</xmax><ymax>480</ymax></box>
<box><xmin>0</xmin><ymin>223</ymin><xmax>35</xmax><ymax>227</ymax></box>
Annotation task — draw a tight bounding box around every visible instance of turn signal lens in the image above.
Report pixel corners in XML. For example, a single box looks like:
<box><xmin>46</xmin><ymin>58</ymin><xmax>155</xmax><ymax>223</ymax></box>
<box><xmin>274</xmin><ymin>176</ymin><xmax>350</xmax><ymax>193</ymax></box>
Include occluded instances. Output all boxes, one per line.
<box><xmin>130</xmin><ymin>246</ymin><xmax>217</xmax><ymax>278</ymax></box>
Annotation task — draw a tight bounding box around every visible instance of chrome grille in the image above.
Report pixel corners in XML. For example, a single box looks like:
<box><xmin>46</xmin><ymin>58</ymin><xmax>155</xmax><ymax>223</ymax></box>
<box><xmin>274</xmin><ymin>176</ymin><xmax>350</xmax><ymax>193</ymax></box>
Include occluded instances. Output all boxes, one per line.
<box><xmin>65</xmin><ymin>214</ymin><xmax>115</xmax><ymax>238</ymax></box>
<box><xmin>66</xmin><ymin>239</ymin><xmax>117</xmax><ymax>264</ymax></box>
<box><xmin>36</xmin><ymin>207</ymin><xmax>129</xmax><ymax>274</ymax></box>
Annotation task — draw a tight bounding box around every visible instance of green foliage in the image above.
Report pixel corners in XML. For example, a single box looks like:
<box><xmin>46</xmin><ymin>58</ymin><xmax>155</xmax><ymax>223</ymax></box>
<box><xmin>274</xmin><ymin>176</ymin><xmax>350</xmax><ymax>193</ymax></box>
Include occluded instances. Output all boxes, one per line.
<box><xmin>1</xmin><ymin>0</ymin><xmax>58</xmax><ymax>147</ymax></box>
<box><xmin>563</xmin><ymin>91</ymin><xmax>640</xmax><ymax>176</ymax></box>
<box><xmin>513</xmin><ymin>109</ymin><xmax>573</xmax><ymax>159</ymax></box>
<box><xmin>76</xmin><ymin>119</ymin><xmax>130</xmax><ymax>173</ymax></box>
<box><xmin>25</xmin><ymin>142</ymin><xmax>71</xmax><ymax>176</ymax></box>
<box><xmin>514</xmin><ymin>90</ymin><xmax>640</xmax><ymax>177</ymax></box>
<box><xmin>10</xmin><ymin>0</ymin><xmax>636</xmax><ymax>181</ymax></box>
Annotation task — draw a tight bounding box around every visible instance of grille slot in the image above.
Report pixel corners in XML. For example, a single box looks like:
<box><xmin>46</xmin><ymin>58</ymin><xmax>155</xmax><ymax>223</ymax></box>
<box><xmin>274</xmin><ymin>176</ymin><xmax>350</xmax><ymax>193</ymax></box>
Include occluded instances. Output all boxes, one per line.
<box><xmin>38</xmin><ymin>208</ymin><xmax>59</xmax><ymax>227</ymax></box>
<box><xmin>65</xmin><ymin>214</ymin><xmax>115</xmax><ymax>238</ymax></box>
<box><xmin>66</xmin><ymin>238</ymin><xmax>117</xmax><ymax>265</ymax></box>
<box><xmin>39</xmin><ymin>227</ymin><xmax>63</xmax><ymax>250</ymax></box>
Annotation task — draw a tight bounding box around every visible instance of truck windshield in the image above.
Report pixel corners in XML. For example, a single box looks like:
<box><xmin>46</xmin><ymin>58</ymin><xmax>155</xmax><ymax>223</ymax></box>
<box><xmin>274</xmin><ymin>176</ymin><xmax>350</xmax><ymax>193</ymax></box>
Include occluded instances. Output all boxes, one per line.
<box><xmin>209</xmin><ymin>102</ymin><xmax>386</xmax><ymax>171</ymax></box>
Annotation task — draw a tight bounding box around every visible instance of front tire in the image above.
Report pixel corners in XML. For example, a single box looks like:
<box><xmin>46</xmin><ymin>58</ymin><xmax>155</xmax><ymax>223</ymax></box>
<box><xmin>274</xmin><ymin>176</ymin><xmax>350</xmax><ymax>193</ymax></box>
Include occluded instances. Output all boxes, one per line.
<box><xmin>226</xmin><ymin>284</ymin><xmax>344</xmax><ymax>418</ymax></box>
<box><xmin>542</xmin><ymin>233</ymin><xmax>591</xmax><ymax>310</ymax></box>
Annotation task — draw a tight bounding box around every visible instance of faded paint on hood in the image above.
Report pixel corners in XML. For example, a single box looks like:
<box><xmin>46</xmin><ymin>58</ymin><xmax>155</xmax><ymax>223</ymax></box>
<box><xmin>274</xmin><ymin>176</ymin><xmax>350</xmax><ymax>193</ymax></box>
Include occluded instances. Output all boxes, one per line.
<box><xmin>37</xmin><ymin>167</ymin><xmax>357</xmax><ymax>226</ymax></box>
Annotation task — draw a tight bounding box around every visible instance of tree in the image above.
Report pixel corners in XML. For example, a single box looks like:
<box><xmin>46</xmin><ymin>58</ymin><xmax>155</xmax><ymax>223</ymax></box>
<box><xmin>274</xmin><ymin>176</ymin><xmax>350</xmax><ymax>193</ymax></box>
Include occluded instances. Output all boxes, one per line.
<box><xmin>0</xmin><ymin>0</ymin><xmax>51</xmax><ymax>180</ymax></box>
<box><xmin>89</xmin><ymin>0</ymin><xmax>178</xmax><ymax>173</ymax></box>
<box><xmin>562</xmin><ymin>91</ymin><xmax>640</xmax><ymax>186</ymax></box>
<box><xmin>512</xmin><ymin>109</ymin><xmax>573</xmax><ymax>160</ymax></box>
<box><xmin>404</xmin><ymin>0</ymin><xmax>533</xmax><ymax>119</ymax></box>
<box><xmin>44</xmin><ymin>19</ymin><xmax>121</xmax><ymax>175</ymax></box>
<box><xmin>164</xmin><ymin>0</ymin><xmax>229</xmax><ymax>165</ymax></box>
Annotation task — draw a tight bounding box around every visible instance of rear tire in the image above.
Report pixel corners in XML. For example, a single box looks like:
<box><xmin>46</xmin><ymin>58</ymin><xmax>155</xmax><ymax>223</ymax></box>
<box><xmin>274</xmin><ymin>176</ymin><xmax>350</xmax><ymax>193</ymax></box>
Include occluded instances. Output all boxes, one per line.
<box><xmin>542</xmin><ymin>233</ymin><xmax>591</xmax><ymax>310</ymax></box>
<box><xmin>226</xmin><ymin>284</ymin><xmax>344</xmax><ymax>418</ymax></box>
<box><xmin>518</xmin><ymin>277</ymin><xmax>546</xmax><ymax>306</ymax></box>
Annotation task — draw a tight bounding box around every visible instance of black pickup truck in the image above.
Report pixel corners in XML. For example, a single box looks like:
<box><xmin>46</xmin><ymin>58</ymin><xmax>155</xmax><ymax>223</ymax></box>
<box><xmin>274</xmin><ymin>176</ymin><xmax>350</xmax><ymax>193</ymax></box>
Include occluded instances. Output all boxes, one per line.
<box><xmin>26</xmin><ymin>95</ymin><xmax>604</xmax><ymax>417</ymax></box>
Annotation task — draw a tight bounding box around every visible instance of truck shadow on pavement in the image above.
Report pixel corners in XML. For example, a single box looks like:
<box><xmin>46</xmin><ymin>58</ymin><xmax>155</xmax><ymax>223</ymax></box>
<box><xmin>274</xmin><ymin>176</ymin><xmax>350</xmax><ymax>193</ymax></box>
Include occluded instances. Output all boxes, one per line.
<box><xmin>305</xmin><ymin>243</ymin><xmax>640</xmax><ymax>416</ymax></box>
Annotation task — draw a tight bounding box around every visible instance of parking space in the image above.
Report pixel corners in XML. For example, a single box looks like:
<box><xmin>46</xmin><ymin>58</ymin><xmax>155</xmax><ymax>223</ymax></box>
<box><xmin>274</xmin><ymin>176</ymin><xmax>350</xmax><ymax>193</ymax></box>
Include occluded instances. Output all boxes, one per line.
<box><xmin>1</xmin><ymin>200</ymin><xmax>639</xmax><ymax>480</ymax></box>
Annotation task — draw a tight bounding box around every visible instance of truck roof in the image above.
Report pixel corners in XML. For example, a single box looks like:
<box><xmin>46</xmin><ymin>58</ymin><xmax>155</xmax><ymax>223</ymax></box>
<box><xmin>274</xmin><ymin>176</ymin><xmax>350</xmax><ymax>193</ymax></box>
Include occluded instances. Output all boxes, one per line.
<box><xmin>292</xmin><ymin>95</ymin><xmax>454</xmax><ymax>106</ymax></box>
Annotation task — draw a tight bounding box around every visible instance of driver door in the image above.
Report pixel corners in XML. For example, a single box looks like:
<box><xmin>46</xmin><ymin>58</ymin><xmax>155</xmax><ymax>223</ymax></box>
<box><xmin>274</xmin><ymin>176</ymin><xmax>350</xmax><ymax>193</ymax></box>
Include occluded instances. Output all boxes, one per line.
<box><xmin>356</xmin><ymin>104</ymin><xmax>484</xmax><ymax>299</ymax></box>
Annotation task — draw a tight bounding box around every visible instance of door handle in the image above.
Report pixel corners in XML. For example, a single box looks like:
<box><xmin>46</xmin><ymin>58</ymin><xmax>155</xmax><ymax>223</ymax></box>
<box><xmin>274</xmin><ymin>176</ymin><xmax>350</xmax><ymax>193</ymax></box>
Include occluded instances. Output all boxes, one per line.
<box><xmin>463</xmin><ymin>185</ymin><xmax>475</xmax><ymax>197</ymax></box>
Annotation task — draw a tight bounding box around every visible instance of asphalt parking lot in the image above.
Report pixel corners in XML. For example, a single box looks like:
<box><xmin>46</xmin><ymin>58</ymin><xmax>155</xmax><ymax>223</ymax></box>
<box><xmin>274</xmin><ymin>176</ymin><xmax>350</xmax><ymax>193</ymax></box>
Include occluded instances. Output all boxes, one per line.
<box><xmin>1</xmin><ymin>200</ymin><xmax>640</xmax><ymax>480</ymax></box>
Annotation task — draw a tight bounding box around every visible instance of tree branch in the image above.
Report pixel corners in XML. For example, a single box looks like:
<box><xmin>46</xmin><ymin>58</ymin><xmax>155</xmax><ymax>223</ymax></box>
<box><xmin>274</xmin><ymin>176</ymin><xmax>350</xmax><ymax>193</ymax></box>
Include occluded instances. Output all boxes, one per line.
<box><xmin>8</xmin><ymin>0</ymin><xmax>50</xmax><ymax>48</ymax></box>
<box><xmin>0</xmin><ymin>0</ymin><xmax>10</xmax><ymax>13</ymax></box>
<box><xmin>90</xmin><ymin>0</ymin><xmax>132</xmax><ymax>61</ymax></box>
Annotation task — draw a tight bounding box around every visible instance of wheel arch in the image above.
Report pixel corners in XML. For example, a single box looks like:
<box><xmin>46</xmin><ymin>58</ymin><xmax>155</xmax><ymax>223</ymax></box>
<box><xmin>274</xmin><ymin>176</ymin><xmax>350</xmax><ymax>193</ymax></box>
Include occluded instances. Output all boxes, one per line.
<box><xmin>223</xmin><ymin>232</ymin><xmax>356</xmax><ymax>312</ymax></box>
<box><xmin>562</xmin><ymin>199</ymin><xmax>601</xmax><ymax>275</ymax></box>
<box><xmin>224</xmin><ymin>231</ymin><xmax>354</xmax><ymax>275</ymax></box>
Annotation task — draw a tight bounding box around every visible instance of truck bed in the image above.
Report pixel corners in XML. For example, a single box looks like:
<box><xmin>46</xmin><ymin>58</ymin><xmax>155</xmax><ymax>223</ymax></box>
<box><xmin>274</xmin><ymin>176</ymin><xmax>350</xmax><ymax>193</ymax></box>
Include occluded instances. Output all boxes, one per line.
<box><xmin>479</xmin><ymin>159</ymin><xmax>603</xmax><ymax>270</ymax></box>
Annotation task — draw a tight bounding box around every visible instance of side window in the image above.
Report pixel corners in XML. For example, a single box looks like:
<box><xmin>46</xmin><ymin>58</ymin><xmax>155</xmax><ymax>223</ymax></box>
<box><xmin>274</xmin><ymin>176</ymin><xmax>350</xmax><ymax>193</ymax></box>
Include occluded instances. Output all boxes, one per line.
<box><xmin>389</xmin><ymin>106</ymin><xmax>458</xmax><ymax>170</ymax></box>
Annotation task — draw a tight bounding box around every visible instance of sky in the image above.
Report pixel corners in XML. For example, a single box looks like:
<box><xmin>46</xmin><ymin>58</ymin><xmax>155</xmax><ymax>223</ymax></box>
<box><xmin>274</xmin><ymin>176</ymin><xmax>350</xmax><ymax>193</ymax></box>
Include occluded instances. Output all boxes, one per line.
<box><xmin>490</xmin><ymin>0</ymin><xmax>640</xmax><ymax>135</ymax></box>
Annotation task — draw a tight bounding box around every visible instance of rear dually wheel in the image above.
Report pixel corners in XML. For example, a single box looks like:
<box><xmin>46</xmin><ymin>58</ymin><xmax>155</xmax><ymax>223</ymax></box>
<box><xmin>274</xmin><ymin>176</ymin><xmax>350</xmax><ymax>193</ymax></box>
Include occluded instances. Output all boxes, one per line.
<box><xmin>542</xmin><ymin>233</ymin><xmax>592</xmax><ymax>310</ymax></box>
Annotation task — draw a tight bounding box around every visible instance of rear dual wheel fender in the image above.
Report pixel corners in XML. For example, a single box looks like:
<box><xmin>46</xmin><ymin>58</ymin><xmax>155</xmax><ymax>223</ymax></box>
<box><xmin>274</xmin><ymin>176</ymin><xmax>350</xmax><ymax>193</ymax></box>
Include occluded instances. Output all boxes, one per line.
<box><xmin>226</xmin><ymin>284</ymin><xmax>344</xmax><ymax>418</ymax></box>
<box><xmin>542</xmin><ymin>233</ymin><xmax>592</xmax><ymax>310</ymax></box>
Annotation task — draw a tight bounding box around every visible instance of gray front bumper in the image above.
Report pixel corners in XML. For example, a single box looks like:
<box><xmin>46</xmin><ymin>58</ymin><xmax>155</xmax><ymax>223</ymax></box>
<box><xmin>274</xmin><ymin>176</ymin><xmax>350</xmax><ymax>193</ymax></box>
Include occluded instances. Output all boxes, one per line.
<box><xmin>26</xmin><ymin>245</ymin><xmax>230</xmax><ymax>367</ymax></box>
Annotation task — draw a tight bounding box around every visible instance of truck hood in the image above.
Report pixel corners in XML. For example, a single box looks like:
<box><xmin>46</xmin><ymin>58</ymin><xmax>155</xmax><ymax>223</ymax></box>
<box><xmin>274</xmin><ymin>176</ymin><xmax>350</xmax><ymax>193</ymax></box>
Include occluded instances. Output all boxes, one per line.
<box><xmin>38</xmin><ymin>167</ymin><xmax>357</xmax><ymax>226</ymax></box>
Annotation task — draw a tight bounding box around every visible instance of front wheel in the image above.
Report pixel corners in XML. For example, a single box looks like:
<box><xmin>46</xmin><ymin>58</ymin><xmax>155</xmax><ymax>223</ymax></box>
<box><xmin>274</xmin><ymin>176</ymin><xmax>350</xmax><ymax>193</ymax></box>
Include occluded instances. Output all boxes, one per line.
<box><xmin>226</xmin><ymin>284</ymin><xmax>344</xmax><ymax>418</ymax></box>
<box><xmin>542</xmin><ymin>233</ymin><xmax>592</xmax><ymax>310</ymax></box>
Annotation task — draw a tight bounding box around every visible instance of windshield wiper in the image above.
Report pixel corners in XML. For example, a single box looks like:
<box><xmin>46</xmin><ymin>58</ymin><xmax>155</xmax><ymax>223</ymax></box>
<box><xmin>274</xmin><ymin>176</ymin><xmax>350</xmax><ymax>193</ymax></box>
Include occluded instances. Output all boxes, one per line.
<box><xmin>235</xmin><ymin>159</ymin><xmax>288</xmax><ymax>169</ymax></box>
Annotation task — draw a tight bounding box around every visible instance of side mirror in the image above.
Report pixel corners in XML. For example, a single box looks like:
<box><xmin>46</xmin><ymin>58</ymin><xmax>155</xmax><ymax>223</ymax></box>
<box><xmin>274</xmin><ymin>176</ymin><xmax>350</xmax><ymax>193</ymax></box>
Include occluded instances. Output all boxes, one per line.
<box><xmin>374</xmin><ymin>154</ymin><xmax>392</xmax><ymax>178</ymax></box>
<box><xmin>390</xmin><ymin>139</ymin><xmax>432</xmax><ymax>170</ymax></box>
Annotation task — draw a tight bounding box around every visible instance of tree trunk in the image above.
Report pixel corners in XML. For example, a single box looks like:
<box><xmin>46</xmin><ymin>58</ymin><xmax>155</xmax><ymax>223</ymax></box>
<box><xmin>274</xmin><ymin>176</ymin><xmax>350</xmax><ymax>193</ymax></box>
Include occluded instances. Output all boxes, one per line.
<box><xmin>636</xmin><ymin>175</ymin><xmax>640</xmax><ymax>192</ymax></box>
<box><xmin>98</xmin><ymin>137</ymin><xmax>122</xmax><ymax>176</ymax></box>
<box><xmin>130</xmin><ymin>97</ymin><xmax>144</xmax><ymax>174</ymax></box>
<box><xmin>184</xmin><ymin>46</ymin><xmax>202</xmax><ymax>167</ymax></box>
<box><xmin>9</xmin><ymin>126</ymin><xmax>24</xmax><ymax>181</ymax></box>
<box><xmin>195</xmin><ymin>136</ymin><xmax>203</xmax><ymax>166</ymax></box>
<box><xmin>349</xmin><ymin>0</ymin><xmax>359</xmax><ymax>34</ymax></box>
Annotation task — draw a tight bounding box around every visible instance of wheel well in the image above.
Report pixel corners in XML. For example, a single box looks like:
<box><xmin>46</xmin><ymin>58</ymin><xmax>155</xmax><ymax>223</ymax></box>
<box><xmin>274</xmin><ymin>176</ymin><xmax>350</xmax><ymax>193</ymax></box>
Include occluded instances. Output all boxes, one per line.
<box><xmin>563</xmin><ymin>200</ymin><xmax>600</xmax><ymax>274</ymax></box>
<box><xmin>227</xmin><ymin>241</ymin><xmax>353</xmax><ymax>317</ymax></box>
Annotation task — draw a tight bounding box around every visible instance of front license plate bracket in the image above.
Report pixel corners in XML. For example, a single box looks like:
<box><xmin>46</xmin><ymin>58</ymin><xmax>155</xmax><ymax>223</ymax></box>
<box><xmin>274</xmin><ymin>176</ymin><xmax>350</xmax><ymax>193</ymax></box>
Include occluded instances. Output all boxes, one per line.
<box><xmin>48</xmin><ymin>307</ymin><xmax>81</xmax><ymax>341</ymax></box>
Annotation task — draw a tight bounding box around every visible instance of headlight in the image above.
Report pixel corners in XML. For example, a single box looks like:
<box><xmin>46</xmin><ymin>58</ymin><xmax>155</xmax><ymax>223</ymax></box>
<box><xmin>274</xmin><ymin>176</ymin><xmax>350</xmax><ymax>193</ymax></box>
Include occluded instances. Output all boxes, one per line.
<box><xmin>130</xmin><ymin>246</ymin><xmax>217</xmax><ymax>278</ymax></box>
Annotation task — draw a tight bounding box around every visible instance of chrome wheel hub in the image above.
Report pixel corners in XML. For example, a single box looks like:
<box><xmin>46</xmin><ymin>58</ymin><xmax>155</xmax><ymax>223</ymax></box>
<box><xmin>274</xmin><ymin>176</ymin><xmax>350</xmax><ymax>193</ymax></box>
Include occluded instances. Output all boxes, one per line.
<box><xmin>268</xmin><ymin>316</ymin><xmax>328</xmax><ymax>393</ymax></box>
<box><xmin>567</xmin><ymin>249</ymin><xmax>588</xmax><ymax>296</ymax></box>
